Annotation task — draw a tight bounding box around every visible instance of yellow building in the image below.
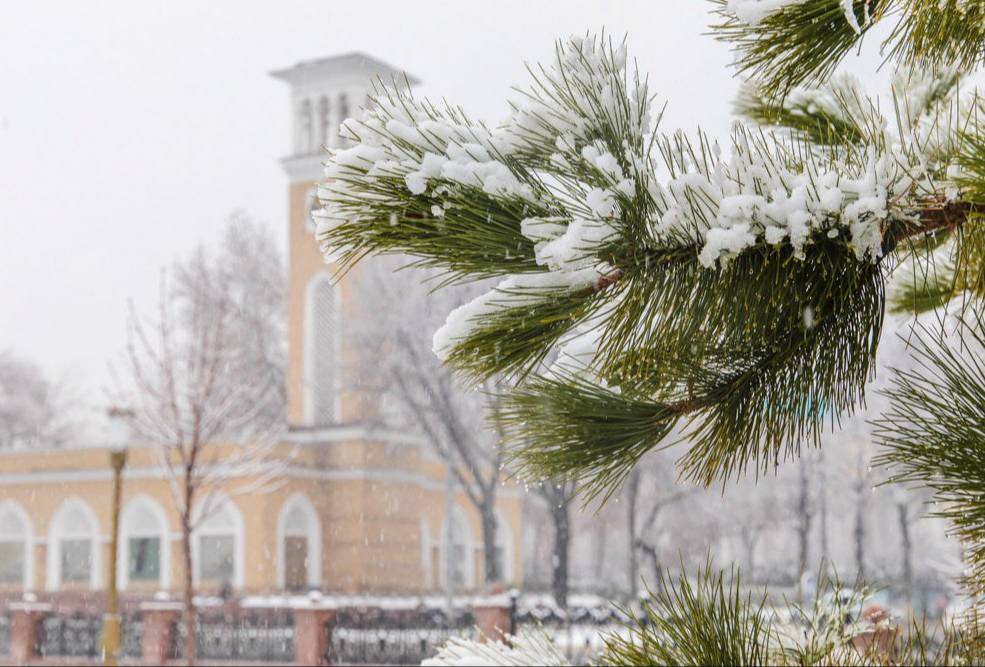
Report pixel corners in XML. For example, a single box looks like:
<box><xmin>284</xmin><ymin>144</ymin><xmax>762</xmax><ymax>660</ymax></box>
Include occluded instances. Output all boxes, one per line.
<box><xmin>0</xmin><ymin>52</ymin><xmax>522</xmax><ymax>600</ymax></box>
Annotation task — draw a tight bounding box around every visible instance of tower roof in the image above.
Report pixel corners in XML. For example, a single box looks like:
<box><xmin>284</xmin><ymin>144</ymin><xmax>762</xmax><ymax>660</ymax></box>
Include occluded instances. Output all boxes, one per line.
<box><xmin>270</xmin><ymin>52</ymin><xmax>421</xmax><ymax>87</ymax></box>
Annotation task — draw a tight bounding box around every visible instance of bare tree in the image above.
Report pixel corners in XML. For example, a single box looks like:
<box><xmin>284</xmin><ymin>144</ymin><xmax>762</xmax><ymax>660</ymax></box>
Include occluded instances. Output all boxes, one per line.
<box><xmin>535</xmin><ymin>480</ymin><xmax>577</xmax><ymax>607</ymax></box>
<box><xmin>352</xmin><ymin>257</ymin><xmax>509</xmax><ymax>587</ymax></box>
<box><xmin>0</xmin><ymin>351</ymin><xmax>76</xmax><ymax>449</ymax></box>
<box><xmin>116</xmin><ymin>214</ymin><xmax>286</xmax><ymax>665</ymax></box>
<box><xmin>625</xmin><ymin>455</ymin><xmax>697</xmax><ymax>599</ymax></box>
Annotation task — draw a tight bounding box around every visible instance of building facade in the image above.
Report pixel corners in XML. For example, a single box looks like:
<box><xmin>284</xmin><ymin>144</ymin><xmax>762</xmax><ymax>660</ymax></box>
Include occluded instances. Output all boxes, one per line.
<box><xmin>0</xmin><ymin>52</ymin><xmax>522</xmax><ymax>602</ymax></box>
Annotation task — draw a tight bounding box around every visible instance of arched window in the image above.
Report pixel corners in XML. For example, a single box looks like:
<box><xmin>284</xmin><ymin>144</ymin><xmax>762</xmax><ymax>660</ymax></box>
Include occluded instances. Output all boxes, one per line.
<box><xmin>192</xmin><ymin>496</ymin><xmax>244</xmax><ymax>589</ymax></box>
<box><xmin>119</xmin><ymin>495</ymin><xmax>169</xmax><ymax>590</ymax></box>
<box><xmin>335</xmin><ymin>93</ymin><xmax>350</xmax><ymax>148</ymax></box>
<box><xmin>303</xmin><ymin>274</ymin><xmax>340</xmax><ymax>425</ymax></box>
<box><xmin>46</xmin><ymin>498</ymin><xmax>100</xmax><ymax>590</ymax></box>
<box><xmin>494</xmin><ymin>511</ymin><xmax>514</xmax><ymax>583</ymax></box>
<box><xmin>303</xmin><ymin>187</ymin><xmax>318</xmax><ymax>234</ymax></box>
<box><xmin>297</xmin><ymin>98</ymin><xmax>313</xmax><ymax>154</ymax></box>
<box><xmin>318</xmin><ymin>96</ymin><xmax>331</xmax><ymax>149</ymax></box>
<box><xmin>441</xmin><ymin>507</ymin><xmax>473</xmax><ymax>591</ymax></box>
<box><xmin>277</xmin><ymin>493</ymin><xmax>321</xmax><ymax>591</ymax></box>
<box><xmin>420</xmin><ymin>519</ymin><xmax>433</xmax><ymax>588</ymax></box>
<box><xmin>0</xmin><ymin>501</ymin><xmax>33</xmax><ymax>589</ymax></box>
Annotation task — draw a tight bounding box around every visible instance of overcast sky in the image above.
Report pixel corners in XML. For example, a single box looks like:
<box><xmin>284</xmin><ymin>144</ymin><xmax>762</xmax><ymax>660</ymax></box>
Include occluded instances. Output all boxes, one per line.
<box><xmin>1</xmin><ymin>1</ymin><xmax>900</xmax><ymax>433</ymax></box>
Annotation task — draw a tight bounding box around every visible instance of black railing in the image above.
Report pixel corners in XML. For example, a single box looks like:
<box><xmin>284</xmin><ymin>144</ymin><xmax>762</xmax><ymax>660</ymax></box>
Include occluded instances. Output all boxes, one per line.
<box><xmin>40</xmin><ymin>614</ymin><xmax>101</xmax><ymax>658</ymax></box>
<box><xmin>122</xmin><ymin>613</ymin><xmax>144</xmax><ymax>658</ymax></box>
<box><xmin>173</xmin><ymin>608</ymin><xmax>294</xmax><ymax>663</ymax></box>
<box><xmin>329</xmin><ymin>607</ymin><xmax>476</xmax><ymax>665</ymax></box>
<box><xmin>0</xmin><ymin>614</ymin><xmax>10</xmax><ymax>658</ymax></box>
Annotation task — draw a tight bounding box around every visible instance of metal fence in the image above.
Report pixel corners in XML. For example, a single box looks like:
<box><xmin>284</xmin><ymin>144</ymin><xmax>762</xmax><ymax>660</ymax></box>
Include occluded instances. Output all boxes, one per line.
<box><xmin>329</xmin><ymin>607</ymin><xmax>476</xmax><ymax>665</ymax></box>
<box><xmin>172</xmin><ymin>608</ymin><xmax>294</xmax><ymax>663</ymax></box>
<box><xmin>40</xmin><ymin>613</ymin><xmax>101</xmax><ymax>659</ymax></box>
<box><xmin>122</xmin><ymin>613</ymin><xmax>143</xmax><ymax>659</ymax></box>
<box><xmin>6</xmin><ymin>598</ymin><xmax>625</xmax><ymax>665</ymax></box>
<box><xmin>0</xmin><ymin>614</ymin><xmax>10</xmax><ymax>658</ymax></box>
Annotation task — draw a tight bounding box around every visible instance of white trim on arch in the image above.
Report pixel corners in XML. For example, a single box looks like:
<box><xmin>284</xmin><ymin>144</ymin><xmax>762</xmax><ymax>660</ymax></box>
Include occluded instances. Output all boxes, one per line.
<box><xmin>303</xmin><ymin>272</ymin><xmax>343</xmax><ymax>425</ymax></box>
<box><xmin>440</xmin><ymin>506</ymin><xmax>474</xmax><ymax>591</ymax></box>
<box><xmin>0</xmin><ymin>500</ymin><xmax>34</xmax><ymax>590</ymax></box>
<box><xmin>275</xmin><ymin>492</ymin><xmax>322</xmax><ymax>590</ymax></box>
<box><xmin>191</xmin><ymin>493</ymin><xmax>245</xmax><ymax>589</ymax></box>
<box><xmin>46</xmin><ymin>497</ymin><xmax>101</xmax><ymax>591</ymax></box>
<box><xmin>118</xmin><ymin>494</ymin><xmax>171</xmax><ymax>591</ymax></box>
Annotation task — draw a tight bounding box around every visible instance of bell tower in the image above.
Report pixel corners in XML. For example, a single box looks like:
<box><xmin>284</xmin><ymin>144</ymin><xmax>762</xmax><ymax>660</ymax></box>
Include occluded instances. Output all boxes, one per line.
<box><xmin>271</xmin><ymin>53</ymin><xmax>420</xmax><ymax>428</ymax></box>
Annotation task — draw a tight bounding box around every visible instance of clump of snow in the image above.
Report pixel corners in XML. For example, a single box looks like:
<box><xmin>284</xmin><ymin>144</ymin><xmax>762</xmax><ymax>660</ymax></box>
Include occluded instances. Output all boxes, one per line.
<box><xmin>433</xmin><ymin>267</ymin><xmax>608</xmax><ymax>360</ymax></box>
<box><xmin>422</xmin><ymin>632</ymin><xmax>570</xmax><ymax>667</ymax></box>
<box><xmin>725</xmin><ymin>0</ymin><xmax>808</xmax><ymax>25</ymax></box>
<box><xmin>726</xmin><ymin>0</ymin><xmax>870</xmax><ymax>31</ymax></box>
<box><xmin>653</xmin><ymin>125</ymin><xmax>903</xmax><ymax>267</ymax></box>
<box><xmin>840</xmin><ymin>0</ymin><xmax>863</xmax><ymax>34</ymax></box>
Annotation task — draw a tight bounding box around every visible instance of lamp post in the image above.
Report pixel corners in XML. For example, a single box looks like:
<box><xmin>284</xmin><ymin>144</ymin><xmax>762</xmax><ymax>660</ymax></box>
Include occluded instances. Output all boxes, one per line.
<box><xmin>102</xmin><ymin>408</ymin><xmax>131</xmax><ymax>666</ymax></box>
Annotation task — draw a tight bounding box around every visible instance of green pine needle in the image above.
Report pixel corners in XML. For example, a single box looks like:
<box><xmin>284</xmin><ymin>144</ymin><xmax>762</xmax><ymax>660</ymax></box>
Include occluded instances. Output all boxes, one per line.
<box><xmin>710</xmin><ymin>0</ymin><xmax>890</xmax><ymax>96</ymax></box>
<box><xmin>599</xmin><ymin>560</ymin><xmax>775</xmax><ymax>666</ymax></box>
<box><xmin>874</xmin><ymin>310</ymin><xmax>985</xmax><ymax>596</ymax></box>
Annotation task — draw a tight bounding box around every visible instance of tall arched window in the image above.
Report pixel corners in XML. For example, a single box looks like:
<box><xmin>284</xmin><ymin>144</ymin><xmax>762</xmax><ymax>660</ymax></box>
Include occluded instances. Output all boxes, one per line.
<box><xmin>119</xmin><ymin>495</ymin><xmax>169</xmax><ymax>590</ymax></box>
<box><xmin>0</xmin><ymin>501</ymin><xmax>33</xmax><ymax>589</ymax></box>
<box><xmin>303</xmin><ymin>187</ymin><xmax>318</xmax><ymax>234</ymax></box>
<box><xmin>47</xmin><ymin>498</ymin><xmax>100</xmax><ymax>590</ymax></box>
<box><xmin>318</xmin><ymin>96</ymin><xmax>331</xmax><ymax>149</ymax></box>
<box><xmin>304</xmin><ymin>274</ymin><xmax>340</xmax><ymax>425</ymax></box>
<box><xmin>441</xmin><ymin>508</ymin><xmax>473</xmax><ymax>591</ymax></box>
<box><xmin>192</xmin><ymin>496</ymin><xmax>244</xmax><ymax>589</ymax></box>
<box><xmin>494</xmin><ymin>511</ymin><xmax>514</xmax><ymax>583</ymax></box>
<box><xmin>420</xmin><ymin>519</ymin><xmax>433</xmax><ymax>589</ymax></box>
<box><xmin>297</xmin><ymin>98</ymin><xmax>313</xmax><ymax>154</ymax></box>
<box><xmin>276</xmin><ymin>493</ymin><xmax>321</xmax><ymax>591</ymax></box>
<box><xmin>336</xmin><ymin>93</ymin><xmax>350</xmax><ymax>148</ymax></box>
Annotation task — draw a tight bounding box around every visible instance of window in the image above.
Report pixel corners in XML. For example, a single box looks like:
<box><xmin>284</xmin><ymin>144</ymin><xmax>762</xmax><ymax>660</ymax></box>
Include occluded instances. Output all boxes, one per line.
<box><xmin>0</xmin><ymin>502</ymin><xmax>30</xmax><ymax>587</ymax></box>
<box><xmin>494</xmin><ymin>512</ymin><xmax>513</xmax><ymax>583</ymax></box>
<box><xmin>119</xmin><ymin>496</ymin><xmax>168</xmax><ymax>589</ymax></box>
<box><xmin>47</xmin><ymin>498</ymin><xmax>99</xmax><ymax>590</ymax></box>
<box><xmin>304</xmin><ymin>275</ymin><xmax>339</xmax><ymax>425</ymax></box>
<box><xmin>318</xmin><ymin>96</ymin><xmax>330</xmax><ymax>148</ymax></box>
<box><xmin>0</xmin><ymin>542</ymin><xmax>24</xmax><ymax>584</ymax></box>
<box><xmin>297</xmin><ymin>98</ymin><xmax>312</xmax><ymax>154</ymax></box>
<box><xmin>420</xmin><ymin>519</ymin><xmax>432</xmax><ymax>588</ymax></box>
<box><xmin>193</xmin><ymin>496</ymin><xmax>243</xmax><ymax>589</ymax></box>
<box><xmin>277</xmin><ymin>494</ymin><xmax>321</xmax><ymax>591</ymax></box>
<box><xmin>336</xmin><ymin>93</ymin><xmax>350</xmax><ymax>147</ymax></box>
<box><xmin>128</xmin><ymin>537</ymin><xmax>161</xmax><ymax>581</ymax></box>
<box><xmin>442</xmin><ymin>508</ymin><xmax>473</xmax><ymax>591</ymax></box>
<box><xmin>199</xmin><ymin>535</ymin><xmax>235</xmax><ymax>583</ymax></box>
<box><xmin>303</xmin><ymin>187</ymin><xmax>318</xmax><ymax>233</ymax></box>
<box><xmin>60</xmin><ymin>539</ymin><xmax>92</xmax><ymax>583</ymax></box>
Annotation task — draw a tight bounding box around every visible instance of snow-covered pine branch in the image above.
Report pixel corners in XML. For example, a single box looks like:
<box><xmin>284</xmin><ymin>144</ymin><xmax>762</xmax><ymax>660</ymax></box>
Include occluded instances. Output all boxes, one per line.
<box><xmin>316</xmin><ymin>34</ymin><xmax>981</xmax><ymax>495</ymax></box>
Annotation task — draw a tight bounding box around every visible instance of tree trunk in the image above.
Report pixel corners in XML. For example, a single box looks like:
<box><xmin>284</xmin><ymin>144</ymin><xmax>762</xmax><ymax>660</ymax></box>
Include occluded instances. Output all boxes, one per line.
<box><xmin>480</xmin><ymin>499</ymin><xmax>500</xmax><ymax>584</ymax></box>
<box><xmin>797</xmin><ymin>460</ymin><xmax>812</xmax><ymax>602</ymax></box>
<box><xmin>741</xmin><ymin>529</ymin><xmax>757</xmax><ymax>580</ymax></box>
<box><xmin>855</xmin><ymin>477</ymin><xmax>867</xmax><ymax>582</ymax></box>
<box><xmin>626</xmin><ymin>470</ymin><xmax>640</xmax><ymax>600</ymax></box>
<box><xmin>593</xmin><ymin>520</ymin><xmax>607</xmax><ymax>581</ymax></box>
<box><xmin>181</xmin><ymin>517</ymin><xmax>196</xmax><ymax>666</ymax></box>
<box><xmin>818</xmin><ymin>450</ymin><xmax>829</xmax><ymax>565</ymax></box>
<box><xmin>551</xmin><ymin>497</ymin><xmax>570</xmax><ymax>609</ymax></box>
<box><xmin>898</xmin><ymin>502</ymin><xmax>913</xmax><ymax>610</ymax></box>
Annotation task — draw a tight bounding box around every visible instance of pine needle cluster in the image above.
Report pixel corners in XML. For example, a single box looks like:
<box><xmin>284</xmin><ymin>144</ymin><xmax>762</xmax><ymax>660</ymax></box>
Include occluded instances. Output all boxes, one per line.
<box><xmin>311</xmin><ymin>3</ymin><xmax>985</xmax><ymax>663</ymax></box>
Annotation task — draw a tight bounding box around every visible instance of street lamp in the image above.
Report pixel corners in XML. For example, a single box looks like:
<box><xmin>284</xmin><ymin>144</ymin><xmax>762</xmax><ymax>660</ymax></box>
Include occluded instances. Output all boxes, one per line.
<box><xmin>102</xmin><ymin>407</ymin><xmax>131</xmax><ymax>666</ymax></box>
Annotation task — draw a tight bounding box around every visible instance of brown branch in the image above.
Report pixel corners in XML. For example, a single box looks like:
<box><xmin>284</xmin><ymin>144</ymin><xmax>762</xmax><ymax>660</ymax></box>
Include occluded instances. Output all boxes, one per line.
<box><xmin>884</xmin><ymin>201</ymin><xmax>977</xmax><ymax>253</ymax></box>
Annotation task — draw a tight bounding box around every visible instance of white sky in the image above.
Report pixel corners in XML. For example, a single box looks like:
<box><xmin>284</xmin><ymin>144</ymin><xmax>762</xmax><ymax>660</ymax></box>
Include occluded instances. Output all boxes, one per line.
<box><xmin>0</xmin><ymin>1</ymin><xmax>897</xmax><ymax>425</ymax></box>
